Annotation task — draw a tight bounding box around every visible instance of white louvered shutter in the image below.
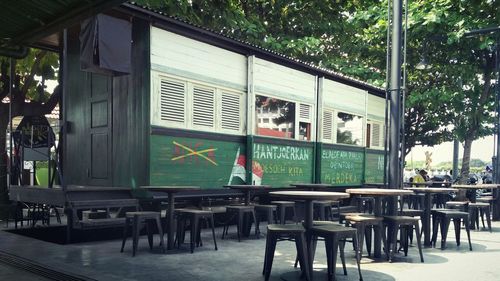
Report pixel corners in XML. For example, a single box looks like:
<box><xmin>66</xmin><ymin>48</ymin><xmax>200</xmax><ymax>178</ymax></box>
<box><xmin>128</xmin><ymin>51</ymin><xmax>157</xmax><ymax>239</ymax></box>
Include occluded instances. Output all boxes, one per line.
<box><xmin>322</xmin><ymin>110</ymin><xmax>333</xmax><ymax>141</ymax></box>
<box><xmin>220</xmin><ymin>92</ymin><xmax>241</xmax><ymax>132</ymax></box>
<box><xmin>370</xmin><ymin>123</ymin><xmax>381</xmax><ymax>148</ymax></box>
<box><xmin>299</xmin><ymin>103</ymin><xmax>312</xmax><ymax>120</ymax></box>
<box><xmin>192</xmin><ymin>86</ymin><xmax>215</xmax><ymax>128</ymax></box>
<box><xmin>160</xmin><ymin>78</ymin><xmax>186</xmax><ymax>124</ymax></box>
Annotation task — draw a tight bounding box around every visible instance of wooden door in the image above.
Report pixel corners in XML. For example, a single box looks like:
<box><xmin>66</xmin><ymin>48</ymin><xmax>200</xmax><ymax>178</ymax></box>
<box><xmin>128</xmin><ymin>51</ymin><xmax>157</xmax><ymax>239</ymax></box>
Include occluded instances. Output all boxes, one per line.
<box><xmin>88</xmin><ymin>73</ymin><xmax>112</xmax><ymax>185</ymax></box>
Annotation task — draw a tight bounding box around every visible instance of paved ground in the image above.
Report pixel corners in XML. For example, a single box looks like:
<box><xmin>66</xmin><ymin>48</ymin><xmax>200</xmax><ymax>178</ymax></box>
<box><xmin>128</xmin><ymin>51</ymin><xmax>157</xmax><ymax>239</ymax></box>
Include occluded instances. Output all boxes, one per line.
<box><xmin>1</xmin><ymin>219</ymin><xmax>500</xmax><ymax>281</ymax></box>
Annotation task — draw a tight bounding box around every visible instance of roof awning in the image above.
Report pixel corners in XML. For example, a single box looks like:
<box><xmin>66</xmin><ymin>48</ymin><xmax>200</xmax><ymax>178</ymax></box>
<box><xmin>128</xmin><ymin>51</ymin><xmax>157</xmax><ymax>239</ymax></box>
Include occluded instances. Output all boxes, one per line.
<box><xmin>0</xmin><ymin>0</ymin><xmax>127</xmax><ymax>57</ymax></box>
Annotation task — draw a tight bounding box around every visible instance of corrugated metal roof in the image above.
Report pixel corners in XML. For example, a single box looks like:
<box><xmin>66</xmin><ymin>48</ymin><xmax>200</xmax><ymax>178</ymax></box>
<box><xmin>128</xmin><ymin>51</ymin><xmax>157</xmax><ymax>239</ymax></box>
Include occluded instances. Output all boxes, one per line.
<box><xmin>124</xmin><ymin>2</ymin><xmax>385</xmax><ymax>94</ymax></box>
<box><xmin>0</xmin><ymin>0</ymin><xmax>127</xmax><ymax>48</ymax></box>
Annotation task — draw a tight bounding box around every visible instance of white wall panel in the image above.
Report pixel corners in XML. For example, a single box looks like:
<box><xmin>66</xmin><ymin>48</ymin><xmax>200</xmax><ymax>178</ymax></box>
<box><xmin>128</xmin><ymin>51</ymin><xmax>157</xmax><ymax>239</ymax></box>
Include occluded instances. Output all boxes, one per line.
<box><xmin>150</xmin><ymin>27</ymin><xmax>247</xmax><ymax>91</ymax></box>
<box><xmin>253</xmin><ymin>58</ymin><xmax>316</xmax><ymax>103</ymax></box>
<box><xmin>367</xmin><ymin>94</ymin><xmax>386</xmax><ymax>121</ymax></box>
<box><xmin>323</xmin><ymin>79</ymin><xmax>367</xmax><ymax>115</ymax></box>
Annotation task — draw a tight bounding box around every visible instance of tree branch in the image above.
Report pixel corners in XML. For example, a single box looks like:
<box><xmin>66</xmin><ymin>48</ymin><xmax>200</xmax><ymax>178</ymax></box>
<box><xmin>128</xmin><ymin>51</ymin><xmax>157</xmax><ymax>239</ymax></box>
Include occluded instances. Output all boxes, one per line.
<box><xmin>20</xmin><ymin>50</ymin><xmax>47</xmax><ymax>100</ymax></box>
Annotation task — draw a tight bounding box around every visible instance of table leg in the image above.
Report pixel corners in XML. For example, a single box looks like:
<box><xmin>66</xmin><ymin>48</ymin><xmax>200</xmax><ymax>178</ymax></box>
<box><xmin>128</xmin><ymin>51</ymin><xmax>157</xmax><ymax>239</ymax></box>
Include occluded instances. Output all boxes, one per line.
<box><xmin>373</xmin><ymin>197</ymin><xmax>382</xmax><ymax>258</ymax></box>
<box><xmin>304</xmin><ymin>200</ymin><xmax>314</xmax><ymax>278</ymax></box>
<box><xmin>423</xmin><ymin>193</ymin><xmax>432</xmax><ymax>247</ymax></box>
<box><xmin>493</xmin><ymin>189</ymin><xmax>500</xmax><ymax>221</ymax></box>
<box><xmin>167</xmin><ymin>193</ymin><xmax>175</xmax><ymax>250</ymax></box>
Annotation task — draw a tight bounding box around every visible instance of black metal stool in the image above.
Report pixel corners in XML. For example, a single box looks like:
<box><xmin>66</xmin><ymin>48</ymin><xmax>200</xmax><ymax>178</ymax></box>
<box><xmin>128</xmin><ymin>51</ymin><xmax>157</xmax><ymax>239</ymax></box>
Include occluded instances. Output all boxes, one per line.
<box><xmin>468</xmin><ymin>202</ymin><xmax>491</xmax><ymax>232</ymax></box>
<box><xmin>431</xmin><ymin>209</ymin><xmax>472</xmax><ymax>251</ymax></box>
<box><xmin>121</xmin><ymin>211</ymin><xmax>165</xmax><ymax>256</ymax></box>
<box><xmin>263</xmin><ymin>224</ymin><xmax>311</xmax><ymax>281</ymax></box>
<box><xmin>175</xmin><ymin>209</ymin><xmax>218</xmax><ymax>253</ymax></box>
<box><xmin>271</xmin><ymin>201</ymin><xmax>296</xmax><ymax>224</ymax></box>
<box><xmin>314</xmin><ymin>200</ymin><xmax>335</xmax><ymax>220</ymax></box>
<box><xmin>222</xmin><ymin>205</ymin><xmax>258</xmax><ymax>241</ymax></box>
<box><xmin>254</xmin><ymin>204</ymin><xmax>278</xmax><ymax>235</ymax></box>
<box><xmin>311</xmin><ymin>224</ymin><xmax>363</xmax><ymax>281</ymax></box>
<box><xmin>344</xmin><ymin>214</ymin><xmax>387</xmax><ymax>259</ymax></box>
<box><xmin>383</xmin><ymin>216</ymin><xmax>424</xmax><ymax>262</ymax></box>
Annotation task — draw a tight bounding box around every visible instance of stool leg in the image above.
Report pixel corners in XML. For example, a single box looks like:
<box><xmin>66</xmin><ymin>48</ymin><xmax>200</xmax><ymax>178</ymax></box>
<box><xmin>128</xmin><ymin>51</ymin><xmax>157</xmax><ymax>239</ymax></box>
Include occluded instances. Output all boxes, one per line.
<box><xmin>296</xmin><ymin>232</ymin><xmax>311</xmax><ymax>281</ymax></box>
<box><xmin>155</xmin><ymin>215</ymin><xmax>165</xmax><ymax>253</ymax></box>
<box><xmin>486</xmin><ymin>207</ymin><xmax>492</xmax><ymax>232</ymax></box>
<box><xmin>365</xmin><ymin>225</ymin><xmax>372</xmax><ymax>256</ymax></box>
<box><xmin>263</xmin><ymin>230</ymin><xmax>271</xmax><ymax>275</ymax></box>
<box><xmin>146</xmin><ymin>220</ymin><xmax>153</xmax><ymax>250</ymax></box>
<box><xmin>264</xmin><ymin>233</ymin><xmax>278</xmax><ymax>281</ymax></box>
<box><xmin>431</xmin><ymin>215</ymin><xmax>440</xmax><ymax>247</ymax></box>
<box><xmin>353</xmin><ymin>232</ymin><xmax>363</xmax><ymax>281</ymax></box>
<box><xmin>191</xmin><ymin>217</ymin><xmax>199</xmax><ymax>253</ymax></box>
<box><xmin>121</xmin><ymin>217</ymin><xmax>130</xmax><ymax>253</ymax></box>
<box><xmin>280</xmin><ymin>206</ymin><xmax>286</xmax><ymax>225</ymax></box>
<box><xmin>389</xmin><ymin>223</ymin><xmax>398</xmax><ymax>262</ymax></box>
<box><xmin>237</xmin><ymin>211</ymin><xmax>243</xmax><ymax>242</ymax></box>
<box><xmin>357</xmin><ymin>224</ymin><xmax>366</xmax><ymax>258</ymax></box>
<box><xmin>453</xmin><ymin>219</ymin><xmax>461</xmax><ymax>246</ymax></box>
<box><xmin>464</xmin><ymin>217</ymin><xmax>472</xmax><ymax>251</ymax></box>
<box><xmin>414</xmin><ymin>222</ymin><xmax>424</xmax><ymax>263</ymax></box>
<box><xmin>132</xmin><ymin>216</ymin><xmax>140</xmax><ymax>257</ymax></box>
<box><xmin>324</xmin><ymin>236</ymin><xmax>334</xmax><ymax>281</ymax></box>
<box><xmin>210</xmin><ymin>214</ymin><xmax>218</xmax><ymax>251</ymax></box>
<box><xmin>331</xmin><ymin>236</ymin><xmax>339</xmax><ymax>281</ymax></box>
<box><xmin>479</xmin><ymin>208</ymin><xmax>486</xmax><ymax>229</ymax></box>
<box><xmin>339</xmin><ymin>239</ymin><xmax>347</xmax><ymax>275</ymax></box>
<box><xmin>441</xmin><ymin>218</ymin><xmax>450</xmax><ymax>250</ymax></box>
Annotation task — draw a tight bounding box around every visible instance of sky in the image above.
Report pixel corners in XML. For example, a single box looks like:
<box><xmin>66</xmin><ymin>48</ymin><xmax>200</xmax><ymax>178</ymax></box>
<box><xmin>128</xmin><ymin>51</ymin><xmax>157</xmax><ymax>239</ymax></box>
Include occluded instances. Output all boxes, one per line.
<box><xmin>406</xmin><ymin>135</ymin><xmax>496</xmax><ymax>166</ymax></box>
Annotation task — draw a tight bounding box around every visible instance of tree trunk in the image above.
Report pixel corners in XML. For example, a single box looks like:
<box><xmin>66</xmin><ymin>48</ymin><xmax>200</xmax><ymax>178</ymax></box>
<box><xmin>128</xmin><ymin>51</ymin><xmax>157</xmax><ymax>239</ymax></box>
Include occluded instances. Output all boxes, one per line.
<box><xmin>459</xmin><ymin>138</ymin><xmax>473</xmax><ymax>184</ymax></box>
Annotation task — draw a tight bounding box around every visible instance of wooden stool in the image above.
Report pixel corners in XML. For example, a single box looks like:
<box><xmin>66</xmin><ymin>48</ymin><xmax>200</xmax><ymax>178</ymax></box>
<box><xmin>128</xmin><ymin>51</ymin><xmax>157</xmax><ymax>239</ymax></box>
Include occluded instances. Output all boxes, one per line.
<box><xmin>223</xmin><ymin>205</ymin><xmax>258</xmax><ymax>241</ymax></box>
<box><xmin>383</xmin><ymin>216</ymin><xmax>424</xmax><ymax>262</ymax></box>
<box><xmin>445</xmin><ymin>201</ymin><xmax>469</xmax><ymax>212</ymax></box>
<box><xmin>254</xmin><ymin>204</ymin><xmax>278</xmax><ymax>235</ymax></box>
<box><xmin>311</xmin><ymin>224</ymin><xmax>363</xmax><ymax>281</ymax></box>
<box><xmin>271</xmin><ymin>201</ymin><xmax>296</xmax><ymax>224</ymax></box>
<box><xmin>263</xmin><ymin>224</ymin><xmax>311</xmax><ymax>281</ymax></box>
<box><xmin>121</xmin><ymin>211</ymin><xmax>164</xmax><ymax>256</ymax></box>
<box><xmin>431</xmin><ymin>209</ymin><xmax>472</xmax><ymax>251</ymax></box>
<box><xmin>468</xmin><ymin>202</ymin><xmax>491</xmax><ymax>232</ymax></box>
<box><xmin>344</xmin><ymin>215</ymin><xmax>387</xmax><ymax>259</ymax></box>
<box><xmin>175</xmin><ymin>209</ymin><xmax>218</xmax><ymax>253</ymax></box>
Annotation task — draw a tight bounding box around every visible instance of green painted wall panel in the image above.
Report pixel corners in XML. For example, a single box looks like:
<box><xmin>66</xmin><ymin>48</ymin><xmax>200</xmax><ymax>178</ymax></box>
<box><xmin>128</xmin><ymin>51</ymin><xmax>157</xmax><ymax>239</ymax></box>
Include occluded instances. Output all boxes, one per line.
<box><xmin>320</xmin><ymin>146</ymin><xmax>364</xmax><ymax>186</ymax></box>
<box><xmin>252</xmin><ymin>142</ymin><xmax>313</xmax><ymax>186</ymax></box>
<box><xmin>365</xmin><ymin>151</ymin><xmax>385</xmax><ymax>184</ymax></box>
<box><xmin>150</xmin><ymin>135</ymin><xmax>246</xmax><ymax>188</ymax></box>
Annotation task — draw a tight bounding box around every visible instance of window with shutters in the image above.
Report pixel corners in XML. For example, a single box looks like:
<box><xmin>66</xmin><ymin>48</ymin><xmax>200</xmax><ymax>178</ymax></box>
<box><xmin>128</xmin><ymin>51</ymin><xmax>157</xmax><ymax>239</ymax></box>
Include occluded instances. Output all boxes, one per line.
<box><xmin>220</xmin><ymin>91</ymin><xmax>242</xmax><ymax>133</ymax></box>
<box><xmin>298</xmin><ymin>103</ymin><xmax>312</xmax><ymax>140</ymax></box>
<box><xmin>159</xmin><ymin>78</ymin><xmax>186</xmax><ymax>126</ymax></box>
<box><xmin>192</xmin><ymin>85</ymin><xmax>215</xmax><ymax>129</ymax></box>
<box><xmin>154</xmin><ymin>74</ymin><xmax>244</xmax><ymax>135</ymax></box>
<box><xmin>367</xmin><ymin>121</ymin><xmax>384</xmax><ymax>149</ymax></box>
<box><xmin>322</xmin><ymin>110</ymin><xmax>333</xmax><ymax>142</ymax></box>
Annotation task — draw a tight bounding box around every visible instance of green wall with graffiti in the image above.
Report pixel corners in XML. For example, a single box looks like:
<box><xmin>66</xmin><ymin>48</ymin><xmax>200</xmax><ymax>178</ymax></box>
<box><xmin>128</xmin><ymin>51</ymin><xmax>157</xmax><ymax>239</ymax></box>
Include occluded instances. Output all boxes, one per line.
<box><xmin>320</xmin><ymin>145</ymin><xmax>365</xmax><ymax>186</ymax></box>
<box><xmin>365</xmin><ymin>150</ymin><xmax>385</xmax><ymax>183</ymax></box>
<box><xmin>150</xmin><ymin>134</ymin><xmax>246</xmax><ymax>188</ymax></box>
<box><xmin>252</xmin><ymin>141</ymin><xmax>314</xmax><ymax>186</ymax></box>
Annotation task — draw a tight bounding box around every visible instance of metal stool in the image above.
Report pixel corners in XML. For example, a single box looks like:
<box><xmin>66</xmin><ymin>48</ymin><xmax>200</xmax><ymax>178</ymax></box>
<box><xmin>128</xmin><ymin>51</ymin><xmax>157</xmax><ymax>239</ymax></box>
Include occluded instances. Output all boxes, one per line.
<box><xmin>468</xmin><ymin>202</ymin><xmax>491</xmax><ymax>232</ymax></box>
<box><xmin>344</xmin><ymin>215</ymin><xmax>386</xmax><ymax>259</ymax></box>
<box><xmin>271</xmin><ymin>201</ymin><xmax>296</xmax><ymax>224</ymax></box>
<box><xmin>383</xmin><ymin>216</ymin><xmax>424</xmax><ymax>262</ymax></box>
<box><xmin>431</xmin><ymin>209</ymin><xmax>472</xmax><ymax>251</ymax></box>
<box><xmin>263</xmin><ymin>224</ymin><xmax>311</xmax><ymax>281</ymax></box>
<box><xmin>223</xmin><ymin>205</ymin><xmax>258</xmax><ymax>241</ymax></box>
<box><xmin>311</xmin><ymin>224</ymin><xmax>363</xmax><ymax>281</ymax></box>
<box><xmin>254</xmin><ymin>204</ymin><xmax>278</xmax><ymax>235</ymax></box>
<box><xmin>175</xmin><ymin>209</ymin><xmax>218</xmax><ymax>253</ymax></box>
<box><xmin>121</xmin><ymin>211</ymin><xmax>165</xmax><ymax>256</ymax></box>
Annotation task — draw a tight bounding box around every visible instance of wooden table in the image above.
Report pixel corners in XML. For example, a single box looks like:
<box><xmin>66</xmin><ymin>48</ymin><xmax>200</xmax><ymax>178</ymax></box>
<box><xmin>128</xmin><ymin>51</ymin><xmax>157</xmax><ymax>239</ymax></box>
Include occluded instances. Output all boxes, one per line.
<box><xmin>140</xmin><ymin>186</ymin><xmax>200</xmax><ymax>250</ymax></box>
<box><xmin>404</xmin><ymin>187</ymin><xmax>458</xmax><ymax>246</ymax></box>
<box><xmin>453</xmin><ymin>184</ymin><xmax>500</xmax><ymax>220</ymax></box>
<box><xmin>345</xmin><ymin>188</ymin><xmax>414</xmax><ymax>258</ymax></box>
<box><xmin>270</xmin><ymin>191</ymin><xmax>349</xmax><ymax>279</ymax></box>
<box><xmin>224</xmin><ymin>185</ymin><xmax>272</xmax><ymax>205</ymax></box>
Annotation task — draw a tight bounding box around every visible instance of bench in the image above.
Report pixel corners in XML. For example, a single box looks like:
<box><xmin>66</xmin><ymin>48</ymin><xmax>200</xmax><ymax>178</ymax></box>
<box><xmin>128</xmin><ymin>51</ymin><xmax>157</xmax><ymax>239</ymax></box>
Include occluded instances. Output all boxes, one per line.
<box><xmin>66</xmin><ymin>199</ymin><xmax>139</xmax><ymax>242</ymax></box>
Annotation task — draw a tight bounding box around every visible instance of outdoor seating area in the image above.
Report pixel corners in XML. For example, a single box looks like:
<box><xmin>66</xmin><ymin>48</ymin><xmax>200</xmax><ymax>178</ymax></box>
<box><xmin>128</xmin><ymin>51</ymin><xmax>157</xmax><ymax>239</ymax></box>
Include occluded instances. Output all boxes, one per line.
<box><xmin>4</xmin><ymin>182</ymin><xmax>500</xmax><ymax>280</ymax></box>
